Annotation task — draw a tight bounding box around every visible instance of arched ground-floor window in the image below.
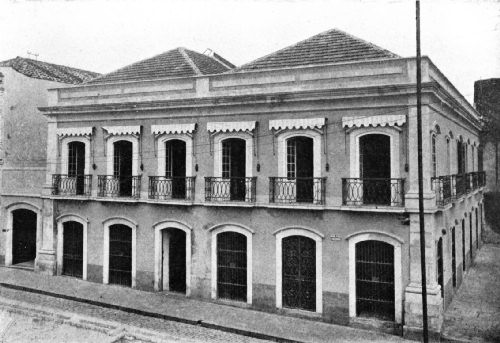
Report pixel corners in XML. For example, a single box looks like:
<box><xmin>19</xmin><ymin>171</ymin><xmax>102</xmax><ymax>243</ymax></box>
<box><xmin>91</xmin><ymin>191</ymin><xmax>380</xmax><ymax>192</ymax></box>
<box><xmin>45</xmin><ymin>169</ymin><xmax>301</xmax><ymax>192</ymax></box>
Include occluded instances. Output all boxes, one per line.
<box><xmin>103</xmin><ymin>218</ymin><xmax>137</xmax><ymax>288</ymax></box>
<box><xmin>275</xmin><ymin>227</ymin><xmax>323</xmax><ymax>314</ymax></box>
<box><xmin>210</xmin><ymin>224</ymin><xmax>253</xmax><ymax>304</ymax></box>
<box><xmin>347</xmin><ymin>231</ymin><xmax>402</xmax><ymax>323</ymax></box>
<box><xmin>56</xmin><ymin>215</ymin><xmax>88</xmax><ymax>280</ymax></box>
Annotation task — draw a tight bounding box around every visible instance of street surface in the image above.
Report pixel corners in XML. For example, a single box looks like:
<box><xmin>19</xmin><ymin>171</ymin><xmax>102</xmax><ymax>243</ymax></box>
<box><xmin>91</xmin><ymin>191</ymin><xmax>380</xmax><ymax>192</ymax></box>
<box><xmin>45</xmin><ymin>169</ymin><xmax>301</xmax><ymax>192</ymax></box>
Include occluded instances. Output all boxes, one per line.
<box><xmin>441</xmin><ymin>243</ymin><xmax>500</xmax><ymax>342</ymax></box>
<box><xmin>0</xmin><ymin>287</ymin><xmax>269</xmax><ymax>343</ymax></box>
<box><xmin>0</xmin><ymin>285</ymin><xmax>414</xmax><ymax>343</ymax></box>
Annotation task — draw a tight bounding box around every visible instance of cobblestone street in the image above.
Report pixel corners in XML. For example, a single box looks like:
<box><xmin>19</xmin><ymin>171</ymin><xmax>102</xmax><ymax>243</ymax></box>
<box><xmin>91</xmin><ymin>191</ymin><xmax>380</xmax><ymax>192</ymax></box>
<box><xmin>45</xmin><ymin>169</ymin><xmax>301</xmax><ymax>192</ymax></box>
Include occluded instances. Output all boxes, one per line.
<box><xmin>0</xmin><ymin>284</ymin><xmax>414</xmax><ymax>343</ymax></box>
<box><xmin>441</xmin><ymin>244</ymin><xmax>500</xmax><ymax>342</ymax></box>
<box><xmin>0</xmin><ymin>287</ymin><xmax>270</xmax><ymax>343</ymax></box>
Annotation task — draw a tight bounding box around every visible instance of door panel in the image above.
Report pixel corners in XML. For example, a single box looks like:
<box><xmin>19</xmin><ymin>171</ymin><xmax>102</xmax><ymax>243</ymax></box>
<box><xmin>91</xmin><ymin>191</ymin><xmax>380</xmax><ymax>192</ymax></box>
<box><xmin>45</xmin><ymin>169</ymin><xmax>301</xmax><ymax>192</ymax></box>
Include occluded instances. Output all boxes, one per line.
<box><xmin>217</xmin><ymin>231</ymin><xmax>247</xmax><ymax>301</ymax></box>
<box><xmin>114</xmin><ymin>141</ymin><xmax>133</xmax><ymax>196</ymax></box>
<box><xmin>355</xmin><ymin>240</ymin><xmax>395</xmax><ymax>321</ymax></box>
<box><xmin>109</xmin><ymin>224</ymin><xmax>132</xmax><ymax>287</ymax></box>
<box><xmin>360</xmin><ymin>135</ymin><xmax>391</xmax><ymax>205</ymax></box>
<box><xmin>12</xmin><ymin>209</ymin><xmax>37</xmax><ymax>265</ymax></box>
<box><xmin>168</xmin><ymin>229</ymin><xmax>186</xmax><ymax>293</ymax></box>
<box><xmin>62</xmin><ymin>221</ymin><xmax>83</xmax><ymax>278</ymax></box>
<box><xmin>282</xmin><ymin>235</ymin><xmax>316</xmax><ymax>311</ymax></box>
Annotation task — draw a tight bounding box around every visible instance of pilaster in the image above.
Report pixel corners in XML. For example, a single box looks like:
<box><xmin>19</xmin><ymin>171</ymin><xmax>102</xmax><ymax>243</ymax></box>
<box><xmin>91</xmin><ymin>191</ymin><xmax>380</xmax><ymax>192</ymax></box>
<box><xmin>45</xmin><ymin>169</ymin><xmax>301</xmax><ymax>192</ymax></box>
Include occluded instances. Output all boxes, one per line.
<box><xmin>35</xmin><ymin>195</ymin><xmax>56</xmax><ymax>275</ymax></box>
<box><xmin>403</xmin><ymin>212</ymin><xmax>443</xmax><ymax>336</ymax></box>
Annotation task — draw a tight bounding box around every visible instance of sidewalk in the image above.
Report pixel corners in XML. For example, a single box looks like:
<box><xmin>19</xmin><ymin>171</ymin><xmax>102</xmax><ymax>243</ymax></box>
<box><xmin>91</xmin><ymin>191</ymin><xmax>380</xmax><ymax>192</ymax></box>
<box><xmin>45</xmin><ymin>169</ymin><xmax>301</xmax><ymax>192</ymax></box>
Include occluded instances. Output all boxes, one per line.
<box><xmin>0</xmin><ymin>267</ymin><xmax>409</xmax><ymax>343</ymax></box>
<box><xmin>441</xmin><ymin>244</ymin><xmax>500</xmax><ymax>343</ymax></box>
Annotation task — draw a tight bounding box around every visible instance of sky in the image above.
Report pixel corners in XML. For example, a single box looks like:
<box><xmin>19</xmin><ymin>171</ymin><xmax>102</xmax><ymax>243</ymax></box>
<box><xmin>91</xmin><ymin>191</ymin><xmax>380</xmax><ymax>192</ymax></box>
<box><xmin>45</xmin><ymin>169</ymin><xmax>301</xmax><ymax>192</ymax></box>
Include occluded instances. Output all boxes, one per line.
<box><xmin>0</xmin><ymin>0</ymin><xmax>499</xmax><ymax>103</ymax></box>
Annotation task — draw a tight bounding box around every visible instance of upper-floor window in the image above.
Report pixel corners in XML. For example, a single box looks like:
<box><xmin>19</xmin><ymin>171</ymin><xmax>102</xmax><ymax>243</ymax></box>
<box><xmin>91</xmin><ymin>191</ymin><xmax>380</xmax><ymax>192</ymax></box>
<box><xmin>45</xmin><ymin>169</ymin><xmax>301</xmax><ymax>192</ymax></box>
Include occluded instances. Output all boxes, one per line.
<box><xmin>446</xmin><ymin>136</ymin><xmax>451</xmax><ymax>175</ymax></box>
<box><xmin>457</xmin><ymin>139</ymin><xmax>465</xmax><ymax>175</ymax></box>
<box><xmin>151</xmin><ymin>123</ymin><xmax>196</xmax><ymax>201</ymax></box>
<box><xmin>342</xmin><ymin>114</ymin><xmax>405</xmax><ymax>207</ymax></box>
<box><xmin>100</xmin><ymin>126</ymin><xmax>141</xmax><ymax>198</ymax></box>
<box><xmin>207</xmin><ymin>121</ymin><xmax>255</xmax><ymax>202</ymax></box>
<box><xmin>431</xmin><ymin>133</ymin><xmax>437</xmax><ymax>178</ymax></box>
<box><xmin>269</xmin><ymin>118</ymin><xmax>325</xmax><ymax>204</ymax></box>
<box><xmin>54</xmin><ymin>127</ymin><xmax>93</xmax><ymax>196</ymax></box>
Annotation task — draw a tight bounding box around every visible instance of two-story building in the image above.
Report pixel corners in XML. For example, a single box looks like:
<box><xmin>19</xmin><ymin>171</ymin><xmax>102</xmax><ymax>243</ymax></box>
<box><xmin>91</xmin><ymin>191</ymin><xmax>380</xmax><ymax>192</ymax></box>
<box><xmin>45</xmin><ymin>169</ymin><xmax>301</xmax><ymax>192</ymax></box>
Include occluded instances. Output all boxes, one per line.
<box><xmin>6</xmin><ymin>29</ymin><xmax>486</xmax><ymax>336</ymax></box>
<box><xmin>0</xmin><ymin>56</ymin><xmax>98</xmax><ymax>269</ymax></box>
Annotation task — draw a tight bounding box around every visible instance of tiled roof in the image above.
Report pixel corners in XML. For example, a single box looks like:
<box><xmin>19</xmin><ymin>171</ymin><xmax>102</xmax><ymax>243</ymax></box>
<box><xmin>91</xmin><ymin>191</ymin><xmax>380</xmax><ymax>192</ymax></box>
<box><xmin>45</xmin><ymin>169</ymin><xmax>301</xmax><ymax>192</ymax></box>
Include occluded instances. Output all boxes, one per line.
<box><xmin>87</xmin><ymin>48</ymin><xmax>233</xmax><ymax>84</ymax></box>
<box><xmin>235</xmin><ymin>28</ymin><xmax>399</xmax><ymax>71</ymax></box>
<box><xmin>0</xmin><ymin>57</ymin><xmax>100</xmax><ymax>84</ymax></box>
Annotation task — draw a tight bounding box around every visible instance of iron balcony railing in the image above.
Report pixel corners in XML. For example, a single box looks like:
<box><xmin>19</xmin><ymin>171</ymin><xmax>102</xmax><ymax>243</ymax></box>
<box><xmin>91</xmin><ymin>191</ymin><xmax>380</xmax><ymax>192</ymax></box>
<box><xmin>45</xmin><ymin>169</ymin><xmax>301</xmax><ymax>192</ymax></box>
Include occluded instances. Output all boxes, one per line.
<box><xmin>205</xmin><ymin>177</ymin><xmax>256</xmax><ymax>202</ymax></box>
<box><xmin>98</xmin><ymin>175</ymin><xmax>141</xmax><ymax>199</ymax></box>
<box><xmin>431</xmin><ymin>175</ymin><xmax>453</xmax><ymax>206</ymax></box>
<box><xmin>52</xmin><ymin>174</ymin><xmax>92</xmax><ymax>196</ymax></box>
<box><xmin>269</xmin><ymin>177</ymin><xmax>326</xmax><ymax>205</ymax></box>
<box><xmin>149</xmin><ymin>176</ymin><xmax>195</xmax><ymax>201</ymax></box>
<box><xmin>434</xmin><ymin>172</ymin><xmax>487</xmax><ymax>206</ymax></box>
<box><xmin>342</xmin><ymin>178</ymin><xmax>405</xmax><ymax>207</ymax></box>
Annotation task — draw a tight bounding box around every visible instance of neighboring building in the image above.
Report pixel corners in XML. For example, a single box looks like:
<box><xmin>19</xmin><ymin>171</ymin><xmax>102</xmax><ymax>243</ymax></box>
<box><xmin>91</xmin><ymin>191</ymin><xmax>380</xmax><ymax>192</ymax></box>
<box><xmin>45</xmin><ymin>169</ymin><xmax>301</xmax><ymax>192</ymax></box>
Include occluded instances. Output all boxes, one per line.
<box><xmin>474</xmin><ymin>78</ymin><xmax>500</xmax><ymax>192</ymax></box>
<box><xmin>0</xmin><ymin>57</ymin><xmax>99</xmax><ymax>269</ymax></box>
<box><xmin>2</xmin><ymin>29</ymin><xmax>486</xmax><ymax>337</ymax></box>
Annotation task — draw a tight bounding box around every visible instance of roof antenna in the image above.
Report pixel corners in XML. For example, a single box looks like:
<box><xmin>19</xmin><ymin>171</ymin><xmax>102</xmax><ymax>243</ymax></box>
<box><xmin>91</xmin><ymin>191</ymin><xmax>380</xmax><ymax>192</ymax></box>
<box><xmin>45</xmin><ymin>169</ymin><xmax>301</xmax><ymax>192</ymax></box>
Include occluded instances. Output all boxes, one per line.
<box><xmin>203</xmin><ymin>48</ymin><xmax>214</xmax><ymax>56</ymax></box>
<box><xmin>27</xmin><ymin>51</ymin><xmax>39</xmax><ymax>60</ymax></box>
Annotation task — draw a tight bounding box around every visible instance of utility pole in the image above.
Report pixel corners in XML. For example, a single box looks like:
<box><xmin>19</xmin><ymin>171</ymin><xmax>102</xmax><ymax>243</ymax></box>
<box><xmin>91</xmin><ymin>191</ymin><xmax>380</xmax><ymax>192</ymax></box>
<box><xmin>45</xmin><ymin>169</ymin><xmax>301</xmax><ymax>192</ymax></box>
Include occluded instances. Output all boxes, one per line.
<box><xmin>416</xmin><ymin>1</ymin><xmax>429</xmax><ymax>342</ymax></box>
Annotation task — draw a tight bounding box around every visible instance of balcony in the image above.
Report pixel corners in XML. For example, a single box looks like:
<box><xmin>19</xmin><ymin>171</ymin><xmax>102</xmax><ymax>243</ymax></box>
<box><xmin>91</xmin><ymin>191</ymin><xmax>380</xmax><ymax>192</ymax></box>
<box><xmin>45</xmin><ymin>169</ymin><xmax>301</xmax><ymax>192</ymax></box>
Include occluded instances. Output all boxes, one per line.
<box><xmin>98</xmin><ymin>175</ymin><xmax>141</xmax><ymax>199</ymax></box>
<box><xmin>149</xmin><ymin>176</ymin><xmax>195</xmax><ymax>201</ymax></box>
<box><xmin>342</xmin><ymin>178</ymin><xmax>405</xmax><ymax>207</ymax></box>
<box><xmin>269</xmin><ymin>177</ymin><xmax>326</xmax><ymax>205</ymax></box>
<box><xmin>205</xmin><ymin>177</ymin><xmax>256</xmax><ymax>202</ymax></box>
<box><xmin>52</xmin><ymin>174</ymin><xmax>92</xmax><ymax>196</ymax></box>
<box><xmin>433</xmin><ymin>172</ymin><xmax>486</xmax><ymax>207</ymax></box>
<box><xmin>432</xmin><ymin>175</ymin><xmax>453</xmax><ymax>206</ymax></box>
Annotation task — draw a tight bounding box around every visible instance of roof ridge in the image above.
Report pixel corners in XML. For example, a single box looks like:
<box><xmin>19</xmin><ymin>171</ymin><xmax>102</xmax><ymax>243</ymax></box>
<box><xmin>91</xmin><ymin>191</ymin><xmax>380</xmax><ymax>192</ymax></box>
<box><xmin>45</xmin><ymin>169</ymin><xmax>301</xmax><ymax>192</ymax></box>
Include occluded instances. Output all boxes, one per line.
<box><xmin>178</xmin><ymin>47</ymin><xmax>202</xmax><ymax>75</ymax></box>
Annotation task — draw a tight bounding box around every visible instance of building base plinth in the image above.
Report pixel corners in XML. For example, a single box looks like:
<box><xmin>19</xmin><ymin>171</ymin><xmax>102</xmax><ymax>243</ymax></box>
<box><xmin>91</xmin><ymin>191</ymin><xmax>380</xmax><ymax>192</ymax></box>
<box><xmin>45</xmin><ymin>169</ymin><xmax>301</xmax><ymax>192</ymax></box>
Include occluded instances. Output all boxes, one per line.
<box><xmin>404</xmin><ymin>283</ymin><xmax>443</xmax><ymax>337</ymax></box>
<box><xmin>35</xmin><ymin>249</ymin><xmax>56</xmax><ymax>275</ymax></box>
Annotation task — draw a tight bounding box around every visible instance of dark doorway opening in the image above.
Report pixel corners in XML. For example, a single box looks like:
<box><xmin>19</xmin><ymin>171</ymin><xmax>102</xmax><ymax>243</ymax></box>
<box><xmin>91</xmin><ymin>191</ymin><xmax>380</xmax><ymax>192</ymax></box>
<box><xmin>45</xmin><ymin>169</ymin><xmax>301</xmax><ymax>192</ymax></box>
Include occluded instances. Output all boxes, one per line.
<box><xmin>12</xmin><ymin>209</ymin><xmax>37</xmax><ymax>266</ymax></box>
<box><xmin>161</xmin><ymin>229</ymin><xmax>186</xmax><ymax>293</ymax></box>
<box><xmin>437</xmin><ymin>238</ymin><xmax>444</xmax><ymax>298</ymax></box>
<box><xmin>462</xmin><ymin>219</ymin><xmax>466</xmax><ymax>271</ymax></box>
<box><xmin>356</xmin><ymin>240</ymin><xmax>395</xmax><ymax>321</ymax></box>
<box><xmin>165</xmin><ymin>140</ymin><xmax>186</xmax><ymax>199</ymax></box>
<box><xmin>114</xmin><ymin>140</ymin><xmax>133</xmax><ymax>197</ymax></box>
<box><xmin>62</xmin><ymin>221</ymin><xmax>83</xmax><ymax>278</ymax></box>
<box><xmin>360</xmin><ymin>134</ymin><xmax>391</xmax><ymax>205</ymax></box>
<box><xmin>287</xmin><ymin>137</ymin><xmax>314</xmax><ymax>203</ymax></box>
<box><xmin>68</xmin><ymin>141</ymin><xmax>86</xmax><ymax>195</ymax></box>
<box><xmin>109</xmin><ymin>224</ymin><xmax>132</xmax><ymax>287</ymax></box>
<box><xmin>282</xmin><ymin>235</ymin><xmax>316</xmax><ymax>311</ymax></box>
<box><xmin>222</xmin><ymin>139</ymin><xmax>246</xmax><ymax>201</ymax></box>
<box><xmin>452</xmin><ymin>227</ymin><xmax>457</xmax><ymax>287</ymax></box>
<box><xmin>217</xmin><ymin>231</ymin><xmax>247</xmax><ymax>301</ymax></box>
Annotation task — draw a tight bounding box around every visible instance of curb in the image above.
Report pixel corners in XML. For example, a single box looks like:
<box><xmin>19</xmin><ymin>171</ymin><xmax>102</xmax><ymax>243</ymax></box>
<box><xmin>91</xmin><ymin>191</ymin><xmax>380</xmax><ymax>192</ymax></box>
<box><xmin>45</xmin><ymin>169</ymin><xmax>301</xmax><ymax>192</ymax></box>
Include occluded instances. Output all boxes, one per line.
<box><xmin>0</xmin><ymin>282</ymin><xmax>302</xmax><ymax>343</ymax></box>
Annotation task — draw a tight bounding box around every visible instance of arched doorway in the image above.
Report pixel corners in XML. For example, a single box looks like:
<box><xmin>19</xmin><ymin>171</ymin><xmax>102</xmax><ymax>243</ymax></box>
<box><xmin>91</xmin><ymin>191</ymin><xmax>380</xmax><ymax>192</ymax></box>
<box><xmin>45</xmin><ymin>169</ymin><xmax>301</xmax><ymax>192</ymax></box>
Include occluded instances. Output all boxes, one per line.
<box><xmin>217</xmin><ymin>231</ymin><xmax>247</xmax><ymax>301</ymax></box>
<box><xmin>12</xmin><ymin>209</ymin><xmax>37</xmax><ymax>267</ymax></box>
<box><xmin>114</xmin><ymin>140</ymin><xmax>133</xmax><ymax>196</ymax></box>
<box><xmin>282</xmin><ymin>235</ymin><xmax>316</xmax><ymax>311</ymax></box>
<box><xmin>62</xmin><ymin>221</ymin><xmax>84</xmax><ymax>278</ymax></box>
<box><xmin>165</xmin><ymin>139</ymin><xmax>186</xmax><ymax>199</ymax></box>
<box><xmin>109</xmin><ymin>224</ymin><xmax>132</xmax><ymax>286</ymax></box>
<box><xmin>355</xmin><ymin>240</ymin><xmax>395</xmax><ymax>321</ymax></box>
<box><xmin>160</xmin><ymin>228</ymin><xmax>186</xmax><ymax>293</ymax></box>
<box><xmin>359</xmin><ymin>134</ymin><xmax>391</xmax><ymax>205</ymax></box>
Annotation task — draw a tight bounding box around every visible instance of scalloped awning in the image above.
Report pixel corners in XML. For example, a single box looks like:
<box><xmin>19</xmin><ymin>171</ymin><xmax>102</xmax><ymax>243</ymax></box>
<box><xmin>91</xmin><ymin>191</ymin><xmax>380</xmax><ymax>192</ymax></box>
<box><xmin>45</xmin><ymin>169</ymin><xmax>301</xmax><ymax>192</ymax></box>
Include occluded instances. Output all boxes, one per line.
<box><xmin>56</xmin><ymin>127</ymin><xmax>93</xmax><ymax>137</ymax></box>
<box><xmin>102</xmin><ymin>126</ymin><xmax>141</xmax><ymax>136</ymax></box>
<box><xmin>269</xmin><ymin>118</ymin><xmax>325</xmax><ymax>131</ymax></box>
<box><xmin>207</xmin><ymin>121</ymin><xmax>256</xmax><ymax>133</ymax></box>
<box><xmin>151</xmin><ymin>123</ymin><xmax>196</xmax><ymax>135</ymax></box>
<box><xmin>342</xmin><ymin>114</ymin><xmax>406</xmax><ymax>128</ymax></box>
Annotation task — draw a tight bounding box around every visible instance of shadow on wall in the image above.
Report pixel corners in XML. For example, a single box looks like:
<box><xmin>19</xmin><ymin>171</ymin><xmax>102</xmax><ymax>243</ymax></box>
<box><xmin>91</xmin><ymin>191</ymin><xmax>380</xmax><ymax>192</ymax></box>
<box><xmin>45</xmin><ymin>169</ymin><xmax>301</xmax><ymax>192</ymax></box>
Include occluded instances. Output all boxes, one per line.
<box><xmin>484</xmin><ymin>192</ymin><xmax>500</xmax><ymax>244</ymax></box>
